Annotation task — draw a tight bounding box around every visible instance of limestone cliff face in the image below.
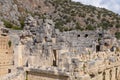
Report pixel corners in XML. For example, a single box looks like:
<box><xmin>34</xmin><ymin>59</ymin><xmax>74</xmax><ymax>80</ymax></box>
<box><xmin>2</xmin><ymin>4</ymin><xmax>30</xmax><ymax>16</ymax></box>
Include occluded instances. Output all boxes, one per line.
<box><xmin>0</xmin><ymin>0</ymin><xmax>20</xmax><ymax>24</ymax></box>
<box><xmin>0</xmin><ymin>0</ymin><xmax>54</xmax><ymax>25</ymax></box>
<box><xmin>0</xmin><ymin>0</ymin><xmax>120</xmax><ymax>34</ymax></box>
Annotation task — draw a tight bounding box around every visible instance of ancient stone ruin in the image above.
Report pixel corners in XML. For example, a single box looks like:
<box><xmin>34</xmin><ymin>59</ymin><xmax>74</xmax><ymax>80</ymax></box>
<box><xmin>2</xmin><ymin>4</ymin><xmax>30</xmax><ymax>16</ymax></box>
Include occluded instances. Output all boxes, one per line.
<box><xmin>0</xmin><ymin>29</ymin><xmax>13</xmax><ymax>76</ymax></box>
<box><xmin>0</xmin><ymin>16</ymin><xmax>120</xmax><ymax>80</ymax></box>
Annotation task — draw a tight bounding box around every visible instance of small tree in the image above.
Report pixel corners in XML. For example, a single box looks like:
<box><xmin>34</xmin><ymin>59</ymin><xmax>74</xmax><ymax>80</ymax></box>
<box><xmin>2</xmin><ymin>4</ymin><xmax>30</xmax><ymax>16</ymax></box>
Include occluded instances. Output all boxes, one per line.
<box><xmin>115</xmin><ymin>24</ymin><xmax>120</xmax><ymax>28</ymax></box>
<box><xmin>8</xmin><ymin>41</ymin><xmax>12</xmax><ymax>48</ymax></box>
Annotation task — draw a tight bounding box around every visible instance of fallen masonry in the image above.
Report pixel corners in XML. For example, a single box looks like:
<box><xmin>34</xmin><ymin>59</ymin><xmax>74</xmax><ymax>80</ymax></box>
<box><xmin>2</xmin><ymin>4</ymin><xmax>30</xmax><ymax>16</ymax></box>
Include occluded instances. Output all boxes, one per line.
<box><xmin>0</xmin><ymin>16</ymin><xmax>120</xmax><ymax>80</ymax></box>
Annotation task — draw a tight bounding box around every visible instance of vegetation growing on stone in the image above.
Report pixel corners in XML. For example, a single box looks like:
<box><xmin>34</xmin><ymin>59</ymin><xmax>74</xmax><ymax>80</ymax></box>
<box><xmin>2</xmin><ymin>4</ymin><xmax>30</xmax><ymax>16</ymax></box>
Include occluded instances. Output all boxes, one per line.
<box><xmin>8</xmin><ymin>41</ymin><xmax>12</xmax><ymax>47</ymax></box>
<box><xmin>2</xmin><ymin>20</ymin><xmax>23</xmax><ymax>30</ymax></box>
<box><xmin>46</xmin><ymin>0</ymin><xmax>120</xmax><ymax>32</ymax></box>
<box><xmin>115</xmin><ymin>32</ymin><xmax>120</xmax><ymax>39</ymax></box>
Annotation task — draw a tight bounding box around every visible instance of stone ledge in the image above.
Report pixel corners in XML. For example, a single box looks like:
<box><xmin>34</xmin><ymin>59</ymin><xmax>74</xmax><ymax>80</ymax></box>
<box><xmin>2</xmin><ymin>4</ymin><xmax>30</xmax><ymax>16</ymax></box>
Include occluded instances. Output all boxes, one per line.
<box><xmin>26</xmin><ymin>67</ymin><xmax>70</xmax><ymax>77</ymax></box>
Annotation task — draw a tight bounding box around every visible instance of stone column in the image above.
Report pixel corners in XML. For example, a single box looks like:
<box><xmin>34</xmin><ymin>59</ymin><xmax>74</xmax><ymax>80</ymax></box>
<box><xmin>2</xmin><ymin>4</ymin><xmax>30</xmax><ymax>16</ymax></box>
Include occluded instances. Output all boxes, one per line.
<box><xmin>17</xmin><ymin>42</ymin><xmax>24</xmax><ymax>67</ymax></box>
<box><xmin>111</xmin><ymin>68</ymin><xmax>116</xmax><ymax>80</ymax></box>
<box><xmin>96</xmin><ymin>73</ymin><xmax>103</xmax><ymax>80</ymax></box>
<box><xmin>117</xmin><ymin>67</ymin><xmax>120</xmax><ymax>80</ymax></box>
<box><xmin>105</xmin><ymin>69</ymin><xmax>110</xmax><ymax>80</ymax></box>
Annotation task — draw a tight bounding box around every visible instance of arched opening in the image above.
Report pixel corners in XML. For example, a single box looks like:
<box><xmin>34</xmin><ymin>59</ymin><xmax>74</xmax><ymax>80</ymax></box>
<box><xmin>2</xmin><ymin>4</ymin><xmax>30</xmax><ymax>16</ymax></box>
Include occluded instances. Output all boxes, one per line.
<box><xmin>96</xmin><ymin>45</ymin><xmax>100</xmax><ymax>52</ymax></box>
<box><xmin>99</xmin><ymin>33</ymin><xmax>103</xmax><ymax>37</ymax></box>
<box><xmin>104</xmin><ymin>42</ymin><xmax>109</xmax><ymax>46</ymax></box>
<box><xmin>77</xmin><ymin>34</ymin><xmax>80</xmax><ymax>37</ymax></box>
<box><xmin>89</xmin><ymin>74</ymin><xmax>95</xmax><ymax>78</ymax></box>
<box><xmin>8</xmin><ymin>69</ymin><xmax>11</xmax><ymax>73</ymax></box>
<box><xmin>85</xmin><ymin>34</ymin><xmax>88</xmax><ymax>38</ymax></box>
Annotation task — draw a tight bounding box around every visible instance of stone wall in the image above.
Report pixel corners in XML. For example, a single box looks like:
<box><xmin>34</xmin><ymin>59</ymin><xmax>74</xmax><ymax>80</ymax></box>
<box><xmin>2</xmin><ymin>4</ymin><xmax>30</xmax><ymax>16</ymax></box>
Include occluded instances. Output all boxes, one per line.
<box><xmin>26</xmin><ymin>68</ymin><xmax>69</xmax><ymax>80</ymax></box>
<box><xmin>0</xmin><ymin>35</ymin><xmax>13</xmax><ymax>76</ymax></box>
<box><xmin>27</xmin><ymin>72</ymin><xmax>69</xmax><ymax>80</ymax></box>
<box><xmin>25</xmin><ymin>63</ymin><xmax>120</xmax><ymax>80</ymax></box>
<box><xmin>88</xmin><ymin>67</ymin><xmax>120</xmax><ymax>80</ymax></box>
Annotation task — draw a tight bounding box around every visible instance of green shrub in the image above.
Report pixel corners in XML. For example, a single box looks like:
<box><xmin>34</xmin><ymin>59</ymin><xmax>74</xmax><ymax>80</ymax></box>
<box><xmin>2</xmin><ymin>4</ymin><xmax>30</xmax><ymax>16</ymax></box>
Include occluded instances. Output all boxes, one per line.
<box><xmin>12</xmin><ymin>25</ymin><xmax>23</xmax><ymax>30</ymax></box>
<box><xmin>8</xmin><ymin>41</ymin><xmax>12</xmax><ymax>47</ymax></box>
<box><xmin>19</xmin><ymin>17</ymin><xmax>25</xmax><ymax>29</ymax></box>
<box><xmin>75</xmin><ymin>22</ymin><xmax>84</xmax><ymax>31</ymax></box>
<box><xmin>115</xmin><ymin>24</ymin><xmax>120</xmax><ymax>28</ymax></box>
<box><xmin>99</xmin><ymin>21</ymin><xmax>110</xmax><ymax>30</ymax></box>
<box><xmin>55</xmin><ymin>22</ymin><xmax>64</xmax><ymax>32</ymax></box>
<box><xmin>2</xmin><ymin>20</ymin><xmax>23</xmax><ymax>30</ymax></box>
<box><xmin>3</xmin><ymin>20</ymin><xmax>13</xmax><ymax>28</ymax></box>
<box><xmin>55</xmin><ymin>19</ymin><xmax>65</xmax><ymax>32</ymax></box>
<box><xmin>66</xmin><ymin>16</ymin><xmax>72</xmax><ymax>23</ymax></box>
<box><xmin>115</xmin><ymin>32</ymin><xmax>120</xmax><ymax>39</ymax></box>
<box><xmin>86</xmin><ymin>25</ymin><xmax>95</xmax><ymax>30</ymax></box>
